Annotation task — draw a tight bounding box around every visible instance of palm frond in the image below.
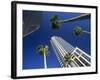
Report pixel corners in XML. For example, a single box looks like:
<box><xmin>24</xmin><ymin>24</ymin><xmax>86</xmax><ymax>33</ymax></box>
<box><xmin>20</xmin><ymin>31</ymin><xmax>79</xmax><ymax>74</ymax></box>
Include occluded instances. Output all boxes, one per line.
<box><xmin>64</xmin><ymin>53</ymin><xmax>72</xmax><ymax>65</ymax></box>
<box><xmin>73</xmin><ymin>26</ymin><xmax>82</xmax><ymax>36</ymax></box>
<box><xmin>50</xmin><ymin>15</ymin><xmax>58</xmax><ymax>22</ymax></box>
<box><xmin>51</xmin><ymin>22</ymin><xmax>59</xmax><ymax>29</ymax></box>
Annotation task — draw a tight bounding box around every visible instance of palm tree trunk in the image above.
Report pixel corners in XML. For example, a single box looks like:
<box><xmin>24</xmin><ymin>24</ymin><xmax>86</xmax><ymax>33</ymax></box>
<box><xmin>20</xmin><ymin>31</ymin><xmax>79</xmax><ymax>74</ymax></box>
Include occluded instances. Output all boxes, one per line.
<box><xmin>44</xmin><ymin>53</ymin><xmax>47</xmax><ymax>69</ymax></box>
<box><xmin>58</xmin><ymin>13</ymin><xmax>90</xmax><ymax>24</ymax></box>
<box><xmin>83</xmin><ymin>30</ymin><xmax>90</xmax><ymax>34</ymax></box>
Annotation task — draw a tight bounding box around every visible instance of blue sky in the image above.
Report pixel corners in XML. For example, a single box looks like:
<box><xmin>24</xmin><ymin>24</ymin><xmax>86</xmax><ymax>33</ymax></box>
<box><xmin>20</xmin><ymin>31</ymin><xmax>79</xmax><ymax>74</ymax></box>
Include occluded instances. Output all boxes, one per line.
<box><xmin>23</xmin><ymin>11</ymin><xmax>91</xmax><ymax>69</ymax></box>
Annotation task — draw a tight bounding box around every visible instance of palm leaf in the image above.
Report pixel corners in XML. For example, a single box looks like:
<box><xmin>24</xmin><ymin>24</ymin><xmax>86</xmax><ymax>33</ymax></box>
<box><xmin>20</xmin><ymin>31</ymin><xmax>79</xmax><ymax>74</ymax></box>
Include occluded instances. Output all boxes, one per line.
<box><xmin>51</xmin><ymin>22</ymin><xmax>59</xmax><ymax>29</ymax></box>
<box><xmin>50</xmin><ymin>15</ymin><xmax>58</xmax><ymax>22</ymax></box>
<box><xmin>73</xmin><ymin>26</ymin><xmax>82</xmax><ymax>36</ymax></box>
<box><xmin>64</xmin><ymin>53</ymin><xmax>72</xmax><ymax>65</ymax></box>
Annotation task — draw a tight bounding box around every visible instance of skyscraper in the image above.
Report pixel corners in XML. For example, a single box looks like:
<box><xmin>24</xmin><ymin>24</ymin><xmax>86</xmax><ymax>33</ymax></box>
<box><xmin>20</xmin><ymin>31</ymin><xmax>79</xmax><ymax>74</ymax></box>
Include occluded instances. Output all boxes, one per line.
<box><xmin>50</xmin><ymin>36</ymin><xmax>91</xmax><ymax>67</ymax></box>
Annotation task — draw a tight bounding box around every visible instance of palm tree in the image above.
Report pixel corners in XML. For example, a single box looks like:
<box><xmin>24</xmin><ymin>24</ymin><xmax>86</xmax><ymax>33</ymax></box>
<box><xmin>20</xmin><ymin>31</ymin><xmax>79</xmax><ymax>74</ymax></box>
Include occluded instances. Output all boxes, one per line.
<box><xmin>50</xmin><ymin>13</ymin><xmax>90</xmax><ymax>29</ymax></box>
<box><xmin>36</xmin><ymin>45</ymin><xmax>49</xmax><ymax>69</ymax></box>
<box><xmin>73</xmin><ymin>26</ymin><xmax>90</xmax><ymax>36</ymax></box>
<box><xmin>64</xmin><ymin>52</ymin><xmax>72</xmax><ymax>67</ymax></box>
<box><xmin>50</xmin><ymin>15</ymin><xmax>59</xmax><ymax>29</ymax></box>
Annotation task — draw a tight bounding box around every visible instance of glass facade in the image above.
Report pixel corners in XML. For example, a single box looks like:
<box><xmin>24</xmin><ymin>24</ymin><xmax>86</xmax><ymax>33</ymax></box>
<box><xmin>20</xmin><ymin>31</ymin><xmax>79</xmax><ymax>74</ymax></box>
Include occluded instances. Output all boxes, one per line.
<box><xmin>51</xmin><ymin>36</ymin><xmax>91</xmax><ymax>67</ymax></box>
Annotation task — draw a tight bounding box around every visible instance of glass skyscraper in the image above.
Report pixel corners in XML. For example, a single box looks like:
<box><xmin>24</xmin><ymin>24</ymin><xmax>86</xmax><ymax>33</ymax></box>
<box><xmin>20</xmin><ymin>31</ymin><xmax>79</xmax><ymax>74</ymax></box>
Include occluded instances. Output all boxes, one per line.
<box><xmin>50</xmin><ymin>36</ymin><xmax>91</xmax><ymax>67</ymax></box>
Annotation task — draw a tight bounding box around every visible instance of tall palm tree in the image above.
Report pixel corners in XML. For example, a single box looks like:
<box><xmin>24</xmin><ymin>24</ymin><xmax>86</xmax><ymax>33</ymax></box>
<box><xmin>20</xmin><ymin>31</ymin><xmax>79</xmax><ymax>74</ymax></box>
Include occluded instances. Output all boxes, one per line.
<box><xmin>73</xmin><ymin>26</ymin><xmax>90</xmax><ymax>36</ymax></box>
<box><xmin>64</xmin><ymin>53</ymin><xmax>72</xmax><ymax>67</ymax></box>
<box><xmin>50</xmin><ymin>15</ymin><xmax>59</xmax><ymax>29</ymax></box>
<box><xmin>36</xmin><ymin>45</ymin><xmax>49</xmax><ymax>69</ymax></box>
<box><xmin>50</xmin><ymin>13</ymin><xmax>90</xmax><ymax>29</ymax></box>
